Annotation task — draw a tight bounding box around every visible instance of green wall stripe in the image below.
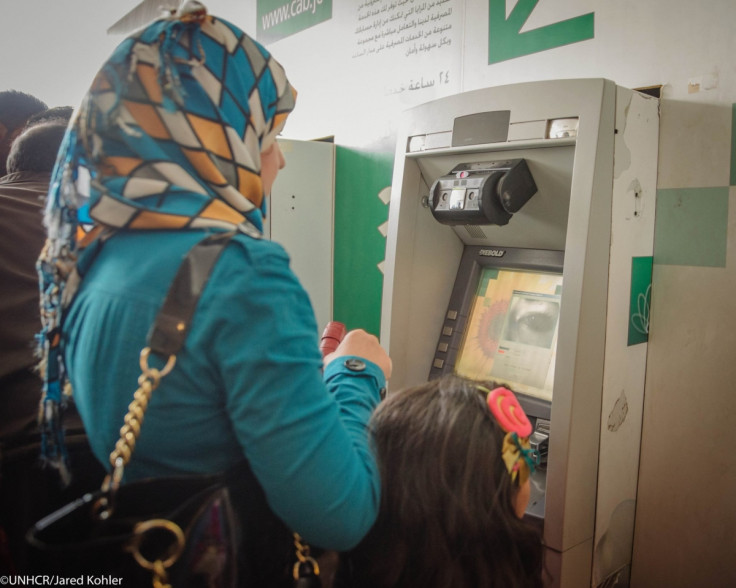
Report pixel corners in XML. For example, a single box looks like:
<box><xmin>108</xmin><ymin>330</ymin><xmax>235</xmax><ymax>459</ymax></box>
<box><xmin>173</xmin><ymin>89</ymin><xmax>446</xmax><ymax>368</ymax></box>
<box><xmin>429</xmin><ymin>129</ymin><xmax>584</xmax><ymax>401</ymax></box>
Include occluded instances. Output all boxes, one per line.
<box><xmin>333</xmin><ymin>146</ymin><xmax>392</xmax><ymax>335</ymax></box>
<box><xmin>654</xmin><ymin>187</ymin><xmax>728</xmax><ymax>267</ymax></box>
<box><xmin>731</xmin><ymin>103</ymin><xmax>736</xmax><ymax>186</ymax></box>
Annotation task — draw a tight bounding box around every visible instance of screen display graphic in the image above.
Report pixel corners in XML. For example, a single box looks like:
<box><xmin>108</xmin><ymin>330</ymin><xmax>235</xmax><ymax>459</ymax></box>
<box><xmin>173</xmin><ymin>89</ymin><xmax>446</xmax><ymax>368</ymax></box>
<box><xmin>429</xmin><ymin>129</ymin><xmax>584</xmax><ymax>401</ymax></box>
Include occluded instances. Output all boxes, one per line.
<box><xmin>454</xmin><ymin>268</ymin><xmax>562</xmax><ymax>402</ymax></box>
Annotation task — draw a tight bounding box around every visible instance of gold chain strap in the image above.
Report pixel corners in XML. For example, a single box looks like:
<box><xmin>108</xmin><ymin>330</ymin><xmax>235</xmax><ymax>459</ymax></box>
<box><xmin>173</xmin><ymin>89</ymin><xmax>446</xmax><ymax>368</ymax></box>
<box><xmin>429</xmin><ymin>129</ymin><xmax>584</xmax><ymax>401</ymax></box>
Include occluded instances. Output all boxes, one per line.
<box><xmin>93</xmin><ymin>347</ymin><xmax>177</xmax><ymax>588</ymax></box>
<box><xmin>130</xmin><ymin>519</ymin><xmax>185</xmax><ymax>588</ymax></box>
<box><xmin>108</xmin><ymin>348</ymin><xmax>176</xmax><ymax>472</ymax></box>
<box><xmin>293</xmin><ymin>532</ymin><xmax>320</xmax><ymax>580</ymax></box>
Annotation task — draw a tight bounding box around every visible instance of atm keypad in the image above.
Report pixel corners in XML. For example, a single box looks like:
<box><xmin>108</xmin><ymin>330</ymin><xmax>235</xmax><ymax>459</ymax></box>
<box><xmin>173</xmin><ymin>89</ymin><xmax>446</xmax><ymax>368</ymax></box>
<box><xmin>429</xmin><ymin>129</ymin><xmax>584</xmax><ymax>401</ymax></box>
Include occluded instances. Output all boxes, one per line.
<box><xmin>432</xmin><ymin>309</ymin><xmax>463</xmax><ymax>377</ymax></box>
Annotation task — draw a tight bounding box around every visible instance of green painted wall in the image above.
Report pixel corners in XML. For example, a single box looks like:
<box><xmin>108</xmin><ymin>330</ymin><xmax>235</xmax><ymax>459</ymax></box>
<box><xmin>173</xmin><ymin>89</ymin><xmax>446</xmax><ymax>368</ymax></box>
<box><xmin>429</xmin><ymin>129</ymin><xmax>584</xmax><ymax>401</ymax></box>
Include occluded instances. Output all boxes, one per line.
<box><xmin>333</xmin><ymin>147</ymin><xmax>392</xmax><ymax>335</ymax></box>
<box><xmin>654</xmin><ymin>187</ymin><xmax>729</xmax><ymax>268</ymax></box>
<box><xmin>731</xmin><ymin>103</ymin><xmax>736</xmax><ymax>186</ymax></box>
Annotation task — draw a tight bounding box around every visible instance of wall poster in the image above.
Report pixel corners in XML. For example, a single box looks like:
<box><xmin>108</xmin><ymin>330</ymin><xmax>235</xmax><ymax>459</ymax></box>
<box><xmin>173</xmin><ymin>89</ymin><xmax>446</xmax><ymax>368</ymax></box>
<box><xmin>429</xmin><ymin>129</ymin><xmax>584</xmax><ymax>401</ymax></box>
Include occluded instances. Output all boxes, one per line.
<box><xmin>257</xmin><ymin>0</ymin><xmax>333</xmax><ymax>44</ymax></box>
<box><xmin>352</xmin><ymin>0</ymin><xmax>463</xmax><ymax>104</ymax></box>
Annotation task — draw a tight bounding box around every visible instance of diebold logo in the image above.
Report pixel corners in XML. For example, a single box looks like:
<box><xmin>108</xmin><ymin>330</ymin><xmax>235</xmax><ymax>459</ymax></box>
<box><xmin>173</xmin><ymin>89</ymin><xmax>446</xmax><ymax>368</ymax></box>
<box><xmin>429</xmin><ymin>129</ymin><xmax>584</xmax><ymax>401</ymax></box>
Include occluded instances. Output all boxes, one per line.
<box><xmin>479</xmin><ymin>249</ymin><xmax>505</xmax><ymax>257</ymax></box>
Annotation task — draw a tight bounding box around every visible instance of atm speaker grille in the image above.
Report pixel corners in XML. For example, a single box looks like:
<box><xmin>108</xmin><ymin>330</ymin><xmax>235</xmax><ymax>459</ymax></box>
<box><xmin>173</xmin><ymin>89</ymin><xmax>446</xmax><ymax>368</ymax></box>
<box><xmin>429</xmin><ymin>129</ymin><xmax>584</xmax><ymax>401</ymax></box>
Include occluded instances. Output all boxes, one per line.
<box><xmin>464</xmin><ymin>225</ymin><xmax>487</xmax><ymax>239</ymax></box>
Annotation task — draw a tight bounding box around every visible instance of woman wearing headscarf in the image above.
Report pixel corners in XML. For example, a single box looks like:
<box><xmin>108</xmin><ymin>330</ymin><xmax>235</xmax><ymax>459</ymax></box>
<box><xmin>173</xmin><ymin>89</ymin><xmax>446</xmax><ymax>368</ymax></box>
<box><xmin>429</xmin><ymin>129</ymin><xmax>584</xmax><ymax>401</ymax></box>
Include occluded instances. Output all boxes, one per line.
<box><xmin>37</xmin><ymin>2</ymin><xmax>391</xmax><ymax>583</ymax></box>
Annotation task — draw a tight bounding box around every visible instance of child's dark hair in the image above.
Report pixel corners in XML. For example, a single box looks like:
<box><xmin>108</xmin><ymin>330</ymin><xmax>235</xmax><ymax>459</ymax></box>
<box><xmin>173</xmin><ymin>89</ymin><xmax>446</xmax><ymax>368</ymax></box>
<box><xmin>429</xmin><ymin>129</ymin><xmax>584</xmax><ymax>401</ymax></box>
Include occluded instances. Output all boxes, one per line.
<box><xmin>343</xmin><ymin>374</ymin><xmax>544</xmax><ymax>588</ymax></box>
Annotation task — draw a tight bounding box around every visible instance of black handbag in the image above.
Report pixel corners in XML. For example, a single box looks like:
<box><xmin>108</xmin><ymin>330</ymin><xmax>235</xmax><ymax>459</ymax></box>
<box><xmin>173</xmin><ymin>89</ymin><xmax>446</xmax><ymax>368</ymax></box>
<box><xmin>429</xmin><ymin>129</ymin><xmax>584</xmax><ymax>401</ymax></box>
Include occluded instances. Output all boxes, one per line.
<box><xmin>26</xmin><ymin>231</ymin><xmax>322</xmax><ymax>588</ymax></box>
<box><xmin>27</xmin><ymin>474</ymin><xmax>240</xmax><ymax>586</ymax></box>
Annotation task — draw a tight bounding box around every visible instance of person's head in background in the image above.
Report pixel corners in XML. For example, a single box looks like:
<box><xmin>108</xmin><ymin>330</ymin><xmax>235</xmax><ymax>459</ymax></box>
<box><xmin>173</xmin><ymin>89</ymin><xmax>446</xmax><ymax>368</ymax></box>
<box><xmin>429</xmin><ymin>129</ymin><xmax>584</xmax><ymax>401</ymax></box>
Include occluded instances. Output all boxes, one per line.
<box><xmin>24</xmin><ymin>106</ymin><xmax>74</xmax><ymax>128</ymax></box>
<box><xmin>347</xmin><ymin>374</ymin><xmax>544</xmax><ymax>588</ymax></box>
<box><xmin>6</xmin><ymin>120</ymin><xmax>68</xmax><ymax>175</ymax></box>
<box><xmin>0</xmin><ymin>91</ymin><xmax>48</xmax><ymax>176</ymax></box>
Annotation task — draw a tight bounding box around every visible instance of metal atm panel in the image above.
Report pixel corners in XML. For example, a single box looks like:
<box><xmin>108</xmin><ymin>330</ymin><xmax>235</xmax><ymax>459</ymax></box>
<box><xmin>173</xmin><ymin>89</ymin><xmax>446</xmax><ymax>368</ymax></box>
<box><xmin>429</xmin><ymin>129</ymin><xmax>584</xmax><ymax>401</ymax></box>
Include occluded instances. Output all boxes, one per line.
<box><xmin>381</xmin><ymin>79</ymin><xmax>659</xmax><ymax>588</ymax></box>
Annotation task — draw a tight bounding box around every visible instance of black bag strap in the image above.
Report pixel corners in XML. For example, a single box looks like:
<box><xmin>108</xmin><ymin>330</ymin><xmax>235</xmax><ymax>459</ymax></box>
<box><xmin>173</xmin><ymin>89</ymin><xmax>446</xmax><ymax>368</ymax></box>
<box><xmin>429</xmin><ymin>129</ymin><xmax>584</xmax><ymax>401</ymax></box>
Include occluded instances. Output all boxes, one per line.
<box><xmin>99</xmin><ymin>230</ymin><xmax>236</xmax><ymax>502</ymax></box>
<box><xmin>147</xmin><ymin>230</ymin><xmax>236</xmax><ymax>357</ymax></box>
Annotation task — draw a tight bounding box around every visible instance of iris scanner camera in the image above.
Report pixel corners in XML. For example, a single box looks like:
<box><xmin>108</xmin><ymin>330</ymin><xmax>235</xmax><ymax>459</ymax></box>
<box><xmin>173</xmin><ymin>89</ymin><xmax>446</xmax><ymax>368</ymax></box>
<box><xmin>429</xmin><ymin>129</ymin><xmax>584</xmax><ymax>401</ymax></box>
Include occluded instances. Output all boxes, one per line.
<box><xmin>428</xmin><ymin>159</ymin><xmax>537</xmax><ymax>226</ymax></box>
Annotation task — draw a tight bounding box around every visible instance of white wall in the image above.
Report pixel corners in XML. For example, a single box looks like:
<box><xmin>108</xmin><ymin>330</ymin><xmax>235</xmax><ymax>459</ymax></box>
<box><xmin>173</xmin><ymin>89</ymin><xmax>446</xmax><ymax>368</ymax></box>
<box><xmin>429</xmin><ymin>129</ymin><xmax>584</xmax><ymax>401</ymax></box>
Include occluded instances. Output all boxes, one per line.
<box><xmin>5</xmin><ymin>1</ymin><xmax>734</xmax><ymax>135</ymax></box>
<box><xmin>1</xmin><ymin>1</ymin><xmax>136</xmax><ymax>108</ymax></box>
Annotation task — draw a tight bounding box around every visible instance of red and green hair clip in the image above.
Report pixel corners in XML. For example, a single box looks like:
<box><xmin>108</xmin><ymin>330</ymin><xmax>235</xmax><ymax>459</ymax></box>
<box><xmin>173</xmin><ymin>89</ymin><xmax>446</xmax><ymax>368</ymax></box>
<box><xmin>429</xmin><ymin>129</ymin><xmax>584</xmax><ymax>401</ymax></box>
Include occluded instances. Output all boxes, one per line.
<box><xmin>479</xmin><ymin>385</ymin><xmax>540</xmax><ymax>485</ymax></box>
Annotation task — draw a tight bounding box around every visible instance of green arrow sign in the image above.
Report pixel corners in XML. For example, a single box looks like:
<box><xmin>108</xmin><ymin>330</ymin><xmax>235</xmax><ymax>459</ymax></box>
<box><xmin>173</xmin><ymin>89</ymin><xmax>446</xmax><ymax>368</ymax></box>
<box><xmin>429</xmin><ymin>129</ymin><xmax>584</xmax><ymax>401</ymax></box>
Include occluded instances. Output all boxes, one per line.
<box><xmin>489</xmin><ymin>0</ymin><xmax>594</xmax><ymax>64</ymax></box>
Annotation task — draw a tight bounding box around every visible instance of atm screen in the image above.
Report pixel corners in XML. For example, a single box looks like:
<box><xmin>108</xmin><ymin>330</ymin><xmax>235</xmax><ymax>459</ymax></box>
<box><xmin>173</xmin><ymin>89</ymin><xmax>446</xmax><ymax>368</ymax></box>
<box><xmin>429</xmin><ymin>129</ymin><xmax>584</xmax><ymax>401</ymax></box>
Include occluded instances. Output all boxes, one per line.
<box><xmin>430</xmin><ymin>246</ymin><xmax>564</xmax><ymax>404</ymax></box>
<box><xmin>455</xmin><ymin>267</ymin><xmax>562</xmax><ymax>402</ymax></box>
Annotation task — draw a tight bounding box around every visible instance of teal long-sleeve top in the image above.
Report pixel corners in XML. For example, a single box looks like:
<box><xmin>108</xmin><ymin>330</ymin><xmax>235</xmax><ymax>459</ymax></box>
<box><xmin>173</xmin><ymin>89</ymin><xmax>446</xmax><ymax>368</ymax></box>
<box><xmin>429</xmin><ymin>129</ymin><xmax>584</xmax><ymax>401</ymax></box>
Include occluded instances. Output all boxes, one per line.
<box><xmin>62</xmin><ymin>229</ymin><xmax>385</xmax><ymax>550</ymax></box>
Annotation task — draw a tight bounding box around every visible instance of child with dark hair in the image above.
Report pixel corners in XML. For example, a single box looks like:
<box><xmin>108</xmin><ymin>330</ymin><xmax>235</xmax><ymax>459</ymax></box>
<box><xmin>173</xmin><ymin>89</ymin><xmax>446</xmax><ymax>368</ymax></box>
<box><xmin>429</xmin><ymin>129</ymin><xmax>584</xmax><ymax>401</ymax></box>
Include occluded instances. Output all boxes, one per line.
<box><xmin>337</xmin><ymin>374</ymin><xmax>545</xmax><ymax>588</ymax></box>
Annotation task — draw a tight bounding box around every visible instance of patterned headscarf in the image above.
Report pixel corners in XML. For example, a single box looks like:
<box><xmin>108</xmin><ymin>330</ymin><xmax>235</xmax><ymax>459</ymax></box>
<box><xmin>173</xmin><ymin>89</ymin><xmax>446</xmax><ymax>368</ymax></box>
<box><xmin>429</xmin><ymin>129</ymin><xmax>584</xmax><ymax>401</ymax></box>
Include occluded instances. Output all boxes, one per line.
<box><xmin>37</xmin><ymin>1</ymin><xmax>296</xmax><ymax>480</ymax></box>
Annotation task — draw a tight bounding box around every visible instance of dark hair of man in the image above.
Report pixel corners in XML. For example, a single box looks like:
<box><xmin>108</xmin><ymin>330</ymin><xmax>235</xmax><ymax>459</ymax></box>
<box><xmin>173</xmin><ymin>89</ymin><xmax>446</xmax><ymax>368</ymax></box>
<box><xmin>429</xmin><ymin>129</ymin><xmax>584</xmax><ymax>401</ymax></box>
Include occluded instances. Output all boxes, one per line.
<box><xmin>345</xmin><ymin>375</ymin><xmax>545</xmax><ymax>588</ymax></box>
<box><xmin>24</xmin><ymin>106</ymin><xmax>74</xmax><ymax>128</ymax></box>
<box><xmin>0</xmin><ymin>90</ymin><xmax>48</xmax><ymax>131</ymax></box>
<box><xmin>6</xmin><ymin>121</ymin><xmax>67</xmax><ymax>174</ymax></box>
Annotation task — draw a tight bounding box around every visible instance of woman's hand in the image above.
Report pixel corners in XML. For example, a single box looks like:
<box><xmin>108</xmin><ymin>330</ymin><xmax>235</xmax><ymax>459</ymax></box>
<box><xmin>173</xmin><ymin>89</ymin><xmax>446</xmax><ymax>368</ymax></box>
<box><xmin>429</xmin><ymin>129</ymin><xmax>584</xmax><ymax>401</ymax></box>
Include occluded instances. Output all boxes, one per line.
<box><xmin>324</xmin><ymin>329</ymin><xmax>392</xmax><ymax>381</ymax></box>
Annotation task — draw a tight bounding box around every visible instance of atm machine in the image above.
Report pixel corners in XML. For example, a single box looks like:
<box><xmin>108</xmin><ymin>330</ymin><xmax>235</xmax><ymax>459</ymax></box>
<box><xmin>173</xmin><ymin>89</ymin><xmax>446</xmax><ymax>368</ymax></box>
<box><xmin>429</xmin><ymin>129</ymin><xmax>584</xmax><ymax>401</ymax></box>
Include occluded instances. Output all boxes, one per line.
<box><xmin>380</xmin><ymin>79</ymin><xmax>659</xmax><ymax>587</ymax></box>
